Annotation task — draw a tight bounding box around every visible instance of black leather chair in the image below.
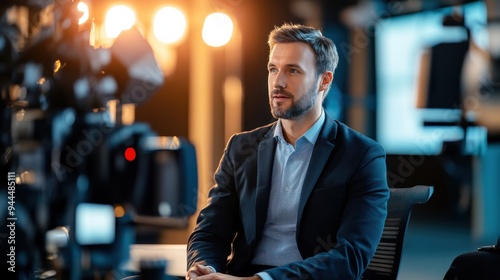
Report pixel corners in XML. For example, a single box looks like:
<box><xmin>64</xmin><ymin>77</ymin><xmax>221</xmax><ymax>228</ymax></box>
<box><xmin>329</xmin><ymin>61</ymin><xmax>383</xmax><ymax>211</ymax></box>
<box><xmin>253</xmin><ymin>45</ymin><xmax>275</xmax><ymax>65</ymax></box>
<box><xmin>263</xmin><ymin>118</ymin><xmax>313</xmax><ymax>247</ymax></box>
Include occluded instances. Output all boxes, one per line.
<box><xmin>363</xmin><ymin>185</ymin><xmax>434</xmax><ymax>280</ymax></box>
<box><xmin>443</xmin><ymin>234</ymin><xmax>500</xmax><ymax>280</ymax></box>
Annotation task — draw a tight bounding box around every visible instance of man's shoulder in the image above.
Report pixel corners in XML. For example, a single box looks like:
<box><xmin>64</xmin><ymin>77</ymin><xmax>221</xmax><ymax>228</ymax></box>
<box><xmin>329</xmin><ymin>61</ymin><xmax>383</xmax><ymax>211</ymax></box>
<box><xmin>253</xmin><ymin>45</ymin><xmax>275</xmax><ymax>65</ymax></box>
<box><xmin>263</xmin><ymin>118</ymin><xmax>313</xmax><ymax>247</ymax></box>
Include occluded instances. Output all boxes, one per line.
<box><xmin>328</xmin><ymin>121</ymin><xmax>387</xmax><ymax>164</ymax></box>
<box><xmin>333</xmin><ymin>120</ymin><xmax>382</xmax><ymax>148</ymax></box>
<box><xmin>230</xmin><ymin>122</ymin><xmax>276</xmax><ymax>143</ymax></box>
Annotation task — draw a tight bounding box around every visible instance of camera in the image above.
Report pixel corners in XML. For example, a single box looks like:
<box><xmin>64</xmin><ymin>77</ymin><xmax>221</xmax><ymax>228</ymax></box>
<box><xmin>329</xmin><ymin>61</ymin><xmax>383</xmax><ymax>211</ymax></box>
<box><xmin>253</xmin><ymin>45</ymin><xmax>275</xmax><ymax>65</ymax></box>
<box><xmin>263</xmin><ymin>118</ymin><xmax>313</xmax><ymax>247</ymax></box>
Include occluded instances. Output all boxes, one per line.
<box><xmin>0</xmin><ymin>1</ymin><xmax>198</xmax><ymax>279</ymax></box>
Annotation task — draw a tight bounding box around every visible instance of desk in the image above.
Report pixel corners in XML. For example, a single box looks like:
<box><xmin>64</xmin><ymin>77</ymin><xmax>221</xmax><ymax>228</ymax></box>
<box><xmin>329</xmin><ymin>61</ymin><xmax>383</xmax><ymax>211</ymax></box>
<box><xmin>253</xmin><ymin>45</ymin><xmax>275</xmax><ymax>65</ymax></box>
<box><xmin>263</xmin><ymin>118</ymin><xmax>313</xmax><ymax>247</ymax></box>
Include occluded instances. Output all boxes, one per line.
<box><xmin>123</xmin><ymin>244</ymin><xmax>187</xmax><ymax>277</ymax></box>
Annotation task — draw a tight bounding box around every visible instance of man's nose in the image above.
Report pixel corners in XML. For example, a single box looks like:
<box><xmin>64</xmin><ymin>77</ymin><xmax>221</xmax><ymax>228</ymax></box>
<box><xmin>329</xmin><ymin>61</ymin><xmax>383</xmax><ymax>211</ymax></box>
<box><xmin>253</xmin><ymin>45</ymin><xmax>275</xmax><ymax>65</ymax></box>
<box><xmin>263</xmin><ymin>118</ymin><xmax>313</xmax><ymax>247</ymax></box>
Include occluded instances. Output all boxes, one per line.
<box><xmin>272</xmin><ymin>70</ymin><xmax>286</xmax><ymax>89</ymax></box>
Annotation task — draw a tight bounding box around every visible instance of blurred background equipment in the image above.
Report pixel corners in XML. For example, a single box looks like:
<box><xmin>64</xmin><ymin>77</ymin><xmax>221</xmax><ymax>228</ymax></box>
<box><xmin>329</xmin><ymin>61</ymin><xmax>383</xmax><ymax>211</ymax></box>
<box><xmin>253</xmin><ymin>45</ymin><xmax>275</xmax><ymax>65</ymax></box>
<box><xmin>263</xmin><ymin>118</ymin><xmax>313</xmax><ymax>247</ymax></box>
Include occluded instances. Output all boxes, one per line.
<box><xmin>0</xmin><ymin>0</ymin><xmax>198</xmax><ymax>279</ymax></box>
<box><xmin>374</xmin><ymin>0</ymin><xmax>500</xmax><ymax>243</ymax></box>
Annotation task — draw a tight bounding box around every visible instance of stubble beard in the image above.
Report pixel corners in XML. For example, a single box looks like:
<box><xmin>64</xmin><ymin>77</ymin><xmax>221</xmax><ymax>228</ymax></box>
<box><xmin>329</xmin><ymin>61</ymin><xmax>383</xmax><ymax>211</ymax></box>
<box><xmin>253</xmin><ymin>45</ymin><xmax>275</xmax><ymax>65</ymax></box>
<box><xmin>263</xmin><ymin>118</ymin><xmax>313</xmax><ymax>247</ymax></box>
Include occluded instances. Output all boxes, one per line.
<box><xmin>269</xmin><ymin>86</ymin><xmax>318</xmax><ymax>119</ymax></box>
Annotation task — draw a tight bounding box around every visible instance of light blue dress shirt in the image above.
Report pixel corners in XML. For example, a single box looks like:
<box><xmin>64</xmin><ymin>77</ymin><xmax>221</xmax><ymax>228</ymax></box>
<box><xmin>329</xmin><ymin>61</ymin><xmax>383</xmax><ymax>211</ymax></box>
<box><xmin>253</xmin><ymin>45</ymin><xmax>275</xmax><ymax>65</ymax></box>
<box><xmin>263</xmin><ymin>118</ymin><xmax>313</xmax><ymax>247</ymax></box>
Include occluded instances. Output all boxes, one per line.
<box><xmin>254</xmin><ymin>111</ymin><xmax>325</xmax><ymax>280</ymax></box>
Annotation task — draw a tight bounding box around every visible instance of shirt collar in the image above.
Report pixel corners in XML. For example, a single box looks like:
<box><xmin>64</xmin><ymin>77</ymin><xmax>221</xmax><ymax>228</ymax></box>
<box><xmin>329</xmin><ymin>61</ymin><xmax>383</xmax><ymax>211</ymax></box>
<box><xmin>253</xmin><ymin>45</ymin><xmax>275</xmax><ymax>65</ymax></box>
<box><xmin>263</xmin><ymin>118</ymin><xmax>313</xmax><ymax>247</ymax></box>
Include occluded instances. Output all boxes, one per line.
<box><xmin>273</xmin><ymin>110</ymin><xmax>325</xmax><ymax>145</ymax></box>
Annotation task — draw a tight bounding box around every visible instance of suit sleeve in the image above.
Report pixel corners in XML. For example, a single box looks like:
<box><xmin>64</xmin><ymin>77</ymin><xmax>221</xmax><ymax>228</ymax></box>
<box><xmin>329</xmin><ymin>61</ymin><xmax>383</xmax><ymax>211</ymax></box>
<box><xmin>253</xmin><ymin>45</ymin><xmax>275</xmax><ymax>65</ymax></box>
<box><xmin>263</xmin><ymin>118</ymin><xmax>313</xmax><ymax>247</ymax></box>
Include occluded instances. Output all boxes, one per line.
<box><xmin>265</xmin><ymin>142</ymin><xmax>389</xmax><ymax>280</ymax></box>
<box><xmin>186</xmin><ymin>136</ymin><xmax>240</xmax><ymax>273</ymax></box>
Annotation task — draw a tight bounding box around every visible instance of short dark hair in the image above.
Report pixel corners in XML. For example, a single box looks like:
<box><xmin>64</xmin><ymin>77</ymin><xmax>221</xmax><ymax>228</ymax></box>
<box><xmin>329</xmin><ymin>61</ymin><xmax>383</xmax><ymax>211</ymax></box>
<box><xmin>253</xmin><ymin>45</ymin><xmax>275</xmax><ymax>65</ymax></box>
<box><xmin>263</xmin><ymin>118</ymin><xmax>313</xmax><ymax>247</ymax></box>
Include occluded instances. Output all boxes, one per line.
<box><xmin>268</xmin><ymin>23</ymin><xmax>339</xmax><ymax>82</ymax></box>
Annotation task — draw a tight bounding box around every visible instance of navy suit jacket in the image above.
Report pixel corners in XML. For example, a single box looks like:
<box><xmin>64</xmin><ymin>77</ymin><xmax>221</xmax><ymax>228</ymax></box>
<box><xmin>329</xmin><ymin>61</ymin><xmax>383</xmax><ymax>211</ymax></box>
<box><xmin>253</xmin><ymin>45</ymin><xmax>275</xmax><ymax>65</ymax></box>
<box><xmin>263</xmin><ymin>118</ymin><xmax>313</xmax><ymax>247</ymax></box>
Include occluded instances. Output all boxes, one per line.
<box><xmin>187</xmin><ymin>113</ymin><xmax>389</xmax><ymax>279</ymax></box>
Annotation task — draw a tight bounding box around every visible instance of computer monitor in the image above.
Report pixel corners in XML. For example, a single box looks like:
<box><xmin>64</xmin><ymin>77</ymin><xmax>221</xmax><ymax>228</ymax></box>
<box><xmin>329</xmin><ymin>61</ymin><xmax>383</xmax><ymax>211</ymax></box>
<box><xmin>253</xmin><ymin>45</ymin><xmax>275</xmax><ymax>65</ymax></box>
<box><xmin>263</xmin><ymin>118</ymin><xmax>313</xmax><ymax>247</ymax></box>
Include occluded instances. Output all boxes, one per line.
<box><xmin>375</xmin><ymin>1</ymin><xmax>487</xmax><ymax>155</ymax></box>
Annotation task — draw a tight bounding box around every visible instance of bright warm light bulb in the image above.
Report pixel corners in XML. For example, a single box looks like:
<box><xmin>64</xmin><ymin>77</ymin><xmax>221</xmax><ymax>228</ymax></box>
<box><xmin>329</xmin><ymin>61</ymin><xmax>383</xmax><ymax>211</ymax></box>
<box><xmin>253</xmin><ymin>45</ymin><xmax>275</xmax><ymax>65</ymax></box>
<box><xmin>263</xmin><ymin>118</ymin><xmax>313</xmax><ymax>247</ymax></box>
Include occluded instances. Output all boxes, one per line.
<box><xmin>104</xmin><ymin>5</ymin><xmax>136</xmax><ymax>38</ymax></box>
<box><xmin>153</xmin><ymin>7</ymin><xmax>187</xmax><ymax>44</ymax></box>
<box><xmin>202</xmin><ymin>12</ymin><xmax>234</xmax><ymax>47</ymax></box>
<box><xmin>77</xmin><ymin>2</ymin><xmax>90</xmax><ymax>25</ymax></box>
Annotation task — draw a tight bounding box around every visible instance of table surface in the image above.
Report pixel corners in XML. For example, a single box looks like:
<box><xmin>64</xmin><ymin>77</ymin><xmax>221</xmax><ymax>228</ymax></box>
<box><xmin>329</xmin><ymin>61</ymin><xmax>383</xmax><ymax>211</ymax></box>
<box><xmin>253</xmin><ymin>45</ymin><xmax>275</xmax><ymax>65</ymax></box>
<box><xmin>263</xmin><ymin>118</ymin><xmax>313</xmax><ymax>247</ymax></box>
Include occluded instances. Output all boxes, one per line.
<box><xmin>123</xmin><ymin>244</ymin><xmax>188</xmax><ymax>277</ymax></box>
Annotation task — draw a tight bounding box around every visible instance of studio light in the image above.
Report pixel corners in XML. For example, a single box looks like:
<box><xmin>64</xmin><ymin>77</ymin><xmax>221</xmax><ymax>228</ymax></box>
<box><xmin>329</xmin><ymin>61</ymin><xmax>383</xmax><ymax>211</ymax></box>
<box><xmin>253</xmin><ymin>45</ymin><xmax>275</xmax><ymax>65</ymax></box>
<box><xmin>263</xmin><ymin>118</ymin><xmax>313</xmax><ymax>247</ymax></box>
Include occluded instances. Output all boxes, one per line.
<box><xmin>202</xmin><ymin>12</ymin><xmax>234</xmax><ymax>47</ymax></box>
<box><xmin>104</xmin><ymin>5</ymin><xmax>136</xmax><ymax>39</ymax></box>
<box><xmin>153</xmin><ymin>7</ymin><xmax>187</xmax><ymax>45</ymax></box>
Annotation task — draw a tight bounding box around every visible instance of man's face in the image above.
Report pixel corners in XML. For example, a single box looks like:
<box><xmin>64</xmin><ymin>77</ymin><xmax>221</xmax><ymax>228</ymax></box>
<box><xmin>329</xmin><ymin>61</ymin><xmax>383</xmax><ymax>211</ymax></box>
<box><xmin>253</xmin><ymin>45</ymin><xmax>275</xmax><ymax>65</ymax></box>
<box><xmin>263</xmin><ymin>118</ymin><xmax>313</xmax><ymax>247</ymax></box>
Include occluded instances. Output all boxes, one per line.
<box><xmin>268</xmin><ymin>42</ymin><xmax>321</xmax><ymax>119</ymax></box>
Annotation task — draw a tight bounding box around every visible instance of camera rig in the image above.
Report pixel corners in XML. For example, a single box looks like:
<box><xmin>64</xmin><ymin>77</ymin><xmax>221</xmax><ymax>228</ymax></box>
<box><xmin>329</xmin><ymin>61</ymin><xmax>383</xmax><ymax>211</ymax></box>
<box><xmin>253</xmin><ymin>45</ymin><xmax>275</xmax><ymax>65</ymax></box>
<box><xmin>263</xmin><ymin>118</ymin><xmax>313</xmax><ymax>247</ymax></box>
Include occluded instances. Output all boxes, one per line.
<box><xmin>0</xmin><ymin>1</ymin><xmax>198</xmax><ymax>279</ymax></box>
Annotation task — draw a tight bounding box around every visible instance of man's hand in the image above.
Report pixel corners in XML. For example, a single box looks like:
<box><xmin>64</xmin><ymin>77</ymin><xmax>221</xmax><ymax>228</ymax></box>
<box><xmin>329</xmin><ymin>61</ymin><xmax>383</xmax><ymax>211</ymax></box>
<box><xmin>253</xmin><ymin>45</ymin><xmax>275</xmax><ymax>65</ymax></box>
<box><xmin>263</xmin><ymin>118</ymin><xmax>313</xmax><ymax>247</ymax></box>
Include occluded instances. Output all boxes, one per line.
<box><xmin>186</xmin><ymin>264</ymin><xmax>215</xmax><ymax>280</ymax></box>
<box><xmin>195</xmin><ymin>273</ymin><xmax>261</xmax><ymax>280</ymax></box>
<box><xmin>185</xmin><ymin>265</ymin><xmax>261</xmax><ymax>280</ymax></box>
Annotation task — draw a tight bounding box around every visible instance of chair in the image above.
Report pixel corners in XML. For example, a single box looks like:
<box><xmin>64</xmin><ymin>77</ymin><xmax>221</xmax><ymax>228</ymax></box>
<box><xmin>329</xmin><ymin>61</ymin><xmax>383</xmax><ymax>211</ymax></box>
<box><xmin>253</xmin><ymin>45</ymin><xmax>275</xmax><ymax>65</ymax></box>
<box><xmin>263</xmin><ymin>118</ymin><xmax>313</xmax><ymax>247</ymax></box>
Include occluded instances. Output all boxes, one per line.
<box><xmin>443</xmin><ymin>234</ymin><xmax>500</xmax><ymax>279</ymax></box>
<box><xmin>362</xmin><ymin>185</ymin><xmax>434</xmax><ymax>280</ymax></box>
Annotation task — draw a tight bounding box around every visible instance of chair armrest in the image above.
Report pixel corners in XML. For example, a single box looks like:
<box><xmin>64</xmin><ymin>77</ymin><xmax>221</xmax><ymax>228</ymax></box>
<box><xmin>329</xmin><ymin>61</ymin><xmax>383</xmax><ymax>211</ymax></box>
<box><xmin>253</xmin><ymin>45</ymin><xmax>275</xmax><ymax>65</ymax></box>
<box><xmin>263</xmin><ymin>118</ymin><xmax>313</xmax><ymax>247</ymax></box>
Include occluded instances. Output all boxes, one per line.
<box><xmin>478</xmin><ymin>245</ymin><xmax>499</xmax><ymax>252</ymax></box>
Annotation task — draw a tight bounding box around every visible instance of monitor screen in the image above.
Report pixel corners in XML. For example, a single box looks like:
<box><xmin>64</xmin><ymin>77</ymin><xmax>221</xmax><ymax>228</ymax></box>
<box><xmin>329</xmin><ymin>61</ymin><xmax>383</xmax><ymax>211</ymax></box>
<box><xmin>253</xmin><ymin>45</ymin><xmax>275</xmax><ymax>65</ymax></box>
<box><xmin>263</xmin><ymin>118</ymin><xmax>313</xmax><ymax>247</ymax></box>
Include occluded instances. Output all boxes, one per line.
<box><xmin>375</xmin><ymin>1</ymin><xmax>487</xmax><ymax>155</ymax></box>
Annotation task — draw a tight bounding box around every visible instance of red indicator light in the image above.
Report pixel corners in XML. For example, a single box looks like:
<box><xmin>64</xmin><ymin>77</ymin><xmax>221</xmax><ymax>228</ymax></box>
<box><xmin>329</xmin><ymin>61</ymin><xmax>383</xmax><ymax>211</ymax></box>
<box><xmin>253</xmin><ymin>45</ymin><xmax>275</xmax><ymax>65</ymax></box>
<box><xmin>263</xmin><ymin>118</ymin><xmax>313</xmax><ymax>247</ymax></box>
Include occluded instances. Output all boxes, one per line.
<box><xmin>124</xmin><ymin>147</ymin><xmax>136</xmax><ymax>161</ymax></box>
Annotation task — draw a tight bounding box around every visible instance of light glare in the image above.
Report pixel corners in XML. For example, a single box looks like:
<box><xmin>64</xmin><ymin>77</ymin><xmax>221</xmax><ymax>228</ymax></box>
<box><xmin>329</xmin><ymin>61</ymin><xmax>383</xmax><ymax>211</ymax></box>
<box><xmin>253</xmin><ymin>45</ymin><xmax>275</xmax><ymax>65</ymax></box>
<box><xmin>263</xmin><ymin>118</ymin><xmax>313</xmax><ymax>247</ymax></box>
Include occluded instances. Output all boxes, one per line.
<box><xmin>153</xmin><ymin>7</ymin><xmax>187</xmax><ymax>44</ymax></box>
<box><xmin>202</xmin><ymin>13</ymin><xmax>234</xmax><ymax>47</ymax></box>
<box><xmin>77</xmin><ymin>2</ymin><xmax>90</xmax><ymax>25</ymax></box>
<box><xmin>105</xmin><ymin>5</ymin><xmax>136</xmax><ymax>39</ymax></box>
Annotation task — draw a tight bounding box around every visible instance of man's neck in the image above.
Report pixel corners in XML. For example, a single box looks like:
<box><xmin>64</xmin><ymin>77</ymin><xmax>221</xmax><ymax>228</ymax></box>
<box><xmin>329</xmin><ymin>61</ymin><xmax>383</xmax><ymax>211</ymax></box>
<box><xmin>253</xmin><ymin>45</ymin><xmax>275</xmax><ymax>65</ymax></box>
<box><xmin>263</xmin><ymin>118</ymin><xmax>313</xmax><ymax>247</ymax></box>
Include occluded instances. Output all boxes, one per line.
<box><xmin>280</xmin><ymin>108</ymin><xmax>321</xmax><ymax>146</ymax></box>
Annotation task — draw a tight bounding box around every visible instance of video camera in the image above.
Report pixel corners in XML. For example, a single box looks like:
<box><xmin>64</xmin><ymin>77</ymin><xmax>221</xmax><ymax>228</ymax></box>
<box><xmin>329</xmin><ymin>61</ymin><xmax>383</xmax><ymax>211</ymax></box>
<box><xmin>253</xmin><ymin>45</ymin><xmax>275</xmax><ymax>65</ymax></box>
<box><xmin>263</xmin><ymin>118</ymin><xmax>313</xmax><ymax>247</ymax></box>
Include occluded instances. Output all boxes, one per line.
<box><xmin>0</xmin><ymin>1</ymin><xmax>198</xmax><ymax>279</ymax></box>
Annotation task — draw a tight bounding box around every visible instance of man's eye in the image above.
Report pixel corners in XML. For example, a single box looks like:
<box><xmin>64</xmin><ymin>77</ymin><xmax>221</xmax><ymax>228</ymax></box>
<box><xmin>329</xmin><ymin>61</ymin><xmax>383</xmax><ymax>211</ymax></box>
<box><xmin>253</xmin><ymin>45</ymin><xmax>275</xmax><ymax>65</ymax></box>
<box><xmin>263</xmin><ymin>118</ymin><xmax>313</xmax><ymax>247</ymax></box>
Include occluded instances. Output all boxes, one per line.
<box><xmin>268</xmin><ymin>68</ymin><xmax>278</xmax><ymax>73</ymax></box>
<box><xmin>289</xmin><ymin>69</ymin><xmax>299</xmax><ymax>74</ymax></box>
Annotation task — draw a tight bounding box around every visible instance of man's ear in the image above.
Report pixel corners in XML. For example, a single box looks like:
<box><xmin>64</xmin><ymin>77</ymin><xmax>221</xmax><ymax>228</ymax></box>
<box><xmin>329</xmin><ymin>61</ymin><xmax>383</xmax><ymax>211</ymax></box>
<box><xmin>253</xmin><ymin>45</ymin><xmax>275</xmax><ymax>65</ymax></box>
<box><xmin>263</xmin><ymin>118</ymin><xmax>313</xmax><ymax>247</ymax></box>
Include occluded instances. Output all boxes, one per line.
<box><xmin>319</xmin><ymin>71</ymin><xmax>333</xmax><ymax>91</ymax></box>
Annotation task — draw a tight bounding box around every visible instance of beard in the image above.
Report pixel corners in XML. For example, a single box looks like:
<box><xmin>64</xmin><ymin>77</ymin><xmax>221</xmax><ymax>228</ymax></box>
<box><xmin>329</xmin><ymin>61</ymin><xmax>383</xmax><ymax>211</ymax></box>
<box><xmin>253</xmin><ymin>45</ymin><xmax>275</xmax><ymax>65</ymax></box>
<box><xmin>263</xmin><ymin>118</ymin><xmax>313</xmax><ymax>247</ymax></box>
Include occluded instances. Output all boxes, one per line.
<box><xmin>269</xmin><ymin>86</ymin><xmax>318</xmax><ymax>119</ymax></box>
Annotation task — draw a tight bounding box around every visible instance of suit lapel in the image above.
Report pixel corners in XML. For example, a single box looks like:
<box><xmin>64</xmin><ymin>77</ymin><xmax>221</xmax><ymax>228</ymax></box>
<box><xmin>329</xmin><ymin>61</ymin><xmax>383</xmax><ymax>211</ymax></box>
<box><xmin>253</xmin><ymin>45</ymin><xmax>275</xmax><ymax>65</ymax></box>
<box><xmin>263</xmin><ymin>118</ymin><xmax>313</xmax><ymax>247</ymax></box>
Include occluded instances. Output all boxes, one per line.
<box><xmin>253</xmin><ymin>128</ymin><xmax>276</xmax><ymax>242</ymax></box>
<box><xmin>297</xmin><ymin>117</ymin><xmax>337</xmax><ymax>230</ymax></box>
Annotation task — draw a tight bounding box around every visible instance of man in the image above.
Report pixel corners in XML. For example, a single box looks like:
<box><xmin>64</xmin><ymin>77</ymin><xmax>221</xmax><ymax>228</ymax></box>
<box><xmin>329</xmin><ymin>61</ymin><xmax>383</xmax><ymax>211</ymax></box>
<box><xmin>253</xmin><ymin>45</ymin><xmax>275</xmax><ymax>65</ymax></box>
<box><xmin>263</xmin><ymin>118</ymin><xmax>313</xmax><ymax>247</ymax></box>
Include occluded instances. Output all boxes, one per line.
<box><xmin>186</xmin><ymin>23</ymin><xmax>389</xmax><ymax>280</ymax></box>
